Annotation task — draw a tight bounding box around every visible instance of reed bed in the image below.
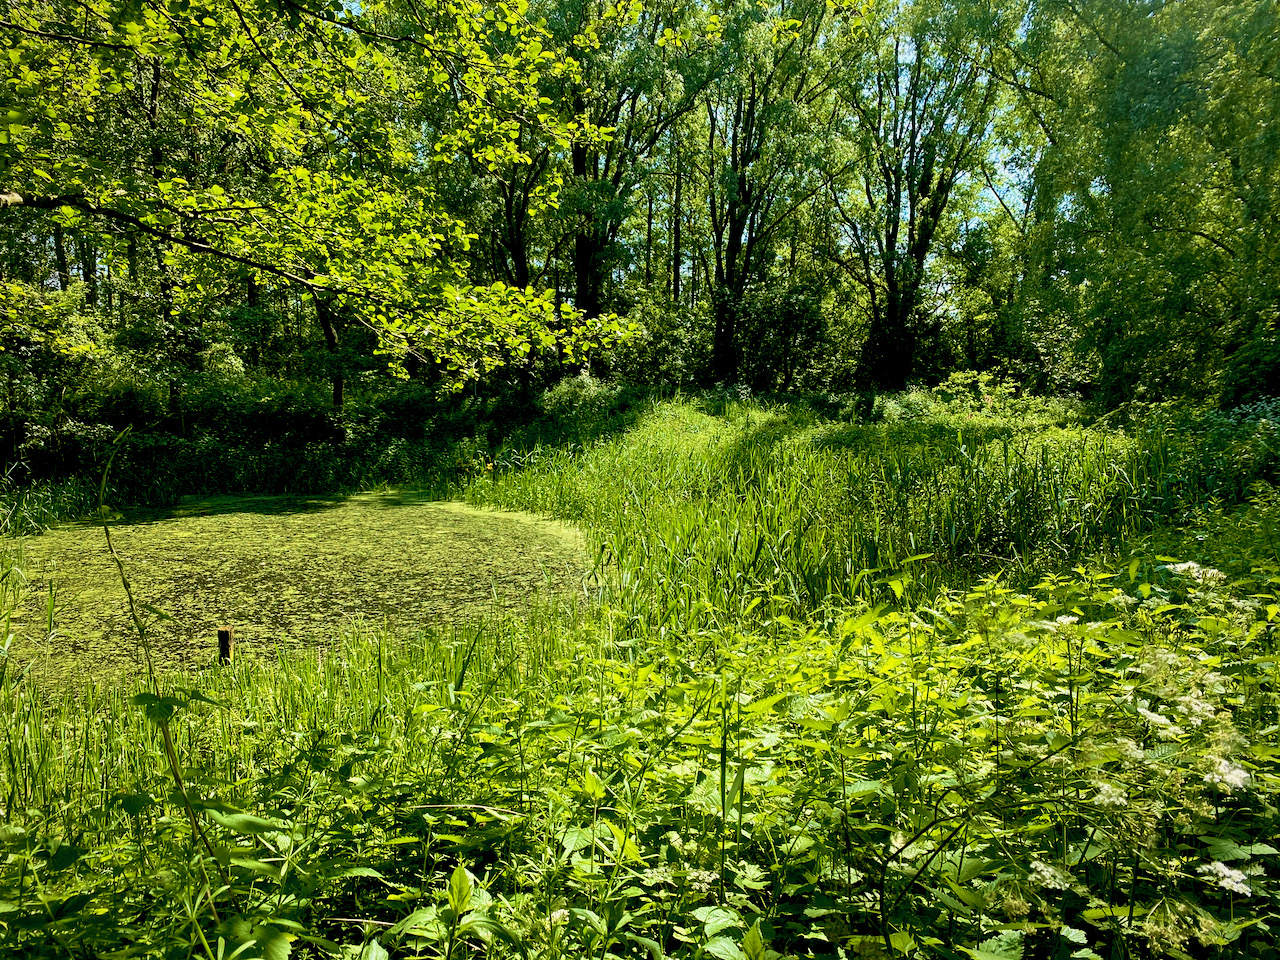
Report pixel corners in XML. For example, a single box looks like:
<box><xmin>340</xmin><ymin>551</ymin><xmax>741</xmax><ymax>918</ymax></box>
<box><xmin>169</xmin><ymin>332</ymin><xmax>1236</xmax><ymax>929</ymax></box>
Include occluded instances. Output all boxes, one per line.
<box><xmin>1</xmin><ymin>395</ymin><xmax>1277</xmax><ymax>960</ymax></box>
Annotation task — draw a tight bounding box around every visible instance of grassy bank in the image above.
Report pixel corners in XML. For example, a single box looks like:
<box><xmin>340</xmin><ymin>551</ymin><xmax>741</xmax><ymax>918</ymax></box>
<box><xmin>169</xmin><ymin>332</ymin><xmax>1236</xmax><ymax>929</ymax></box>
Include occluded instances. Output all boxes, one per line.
<box><xmin>2</xmin><ymin>393</ymin><xmax>1278</xmax><ymax>959</ymax></box>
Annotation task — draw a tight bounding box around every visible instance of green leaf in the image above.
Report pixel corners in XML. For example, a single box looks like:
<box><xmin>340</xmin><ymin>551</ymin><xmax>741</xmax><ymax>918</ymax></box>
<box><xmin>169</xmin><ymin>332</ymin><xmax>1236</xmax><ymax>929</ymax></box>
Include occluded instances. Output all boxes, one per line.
<box><xmin>447</xmin><ymin>862</ymin><xmax>473</xmax><ymax>915</ymax></box>
<box><xmin>207</xmin><ymin>809</ymin><xmax>285</xmax><ymax>836</ymax></box>
<box><xmin>890</xmin><ymin>930</ymin><xmax>917</xmax><ymax>955</ymax></box>
<box><xmin>742</xmin><ymin>921</ymin><xmax>768</xmax><ymax>960</ymax></box>
<box><xmin>114</xmin><ymin>792</ymin><xmax>155</xmax><ymax>816</ymax></box>
<box><xmin>1205</xmin><ymin>838</ymin><xmax>1249</xmax><ymax>861</ymax></box>
<box><xmin>703</xmin><ymin>936</ymin><xmax>746</xmax><ymax>960</ymax></box>
<box><xmin>960</xmin><ymin>930</ymin><xmax>1023</xmax><ymax>960</ymax></box>
<box><xmin>693</xmin><ymin>905</ymin><xmax>741</xmax><ymax>937</ymax></box>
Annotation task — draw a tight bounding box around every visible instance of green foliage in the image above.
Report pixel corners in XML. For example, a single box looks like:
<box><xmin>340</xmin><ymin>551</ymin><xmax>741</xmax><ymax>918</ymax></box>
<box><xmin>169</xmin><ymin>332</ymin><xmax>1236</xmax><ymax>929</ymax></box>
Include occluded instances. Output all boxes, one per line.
<box><xmin>1</xmin><ymin>0</ymin><xmax>626</xmax><ymax>384</ymax></box>
<box><xmin>1220</xmin><ymin>332</ymin><xmax>1280</xmax><ymax>409</ymax></box>
<box><xmin>471</xmin><ymin>395</ymin><xmax>1158</xmax><ymax>627</ymax></box>
<box><xmin>2</xmin><ymin>539</ymin><xmax>1278</xmax><ymax>957</ymax></box>
<box><xmin>605</xmin><ymin>292</ymin><xmax>712</xmax><ymax>389</ymax></box>
<box><xmin>3</xmin><ymin>399</ymin><xmax>1280</xmax><ymax>959</ymax></box>
<box><xmin>1124</xmin><ymin>401</ymin><xmax>1280</xmax><ymax>514</ymax></box>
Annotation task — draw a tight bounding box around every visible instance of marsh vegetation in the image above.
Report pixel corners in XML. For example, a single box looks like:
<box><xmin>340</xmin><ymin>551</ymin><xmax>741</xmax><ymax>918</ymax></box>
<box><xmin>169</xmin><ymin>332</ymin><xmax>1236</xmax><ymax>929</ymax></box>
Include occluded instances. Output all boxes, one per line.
<box><xmin>6</xmin><ymin>493</ymin><xmax>586</xmax><ymax>683</ymax></box>
<box><xmin>3</xmin><ymin>0</ymin><xmax>1279</xmax><ymax>953</ymax></box>
<box><xmin>2</xmin><ymin>388</ymin><xmax>1278</xmax><ymax>960</ymax></box>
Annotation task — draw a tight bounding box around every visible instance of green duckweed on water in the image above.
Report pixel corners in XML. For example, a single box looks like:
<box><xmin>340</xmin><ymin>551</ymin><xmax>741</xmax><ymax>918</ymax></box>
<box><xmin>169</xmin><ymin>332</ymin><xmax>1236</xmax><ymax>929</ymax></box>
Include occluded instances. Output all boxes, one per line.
<box><xmin>7</xmin><ymin>489</ymin><xmax>589</xmax><ymax>684</ymax></box>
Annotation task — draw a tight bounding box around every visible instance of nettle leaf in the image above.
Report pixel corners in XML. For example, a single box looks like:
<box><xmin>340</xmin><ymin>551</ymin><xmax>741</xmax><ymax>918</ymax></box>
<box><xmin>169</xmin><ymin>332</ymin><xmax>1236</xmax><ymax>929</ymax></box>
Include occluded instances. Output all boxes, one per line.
<box><xmin>703</xmin><ymin>935</ymin><xmax>746</xmax><ymax>960</ymax></box>
<box><xmin>962</xmin><ymin>930</ymin><xmax>1024</xmax><ymax>960</ymax></box>
<box><xmin>693</xmin><ymin>904</ymin><xmax>742</xmax><ymax>937</ymax></box>
<box><xmin>207</xmin><ymin>809</ymin><xmax>286</xmax><ymax>836</ymax></box>
<box><xmin>742</xmin><ymin>921</ymin><xmax>769</xmax><ymax>960</ymax></box>
<box><xmin>1205</xmin><ymin>838</ymin><xmax>1250</xmax><ymax>861</ymax></box>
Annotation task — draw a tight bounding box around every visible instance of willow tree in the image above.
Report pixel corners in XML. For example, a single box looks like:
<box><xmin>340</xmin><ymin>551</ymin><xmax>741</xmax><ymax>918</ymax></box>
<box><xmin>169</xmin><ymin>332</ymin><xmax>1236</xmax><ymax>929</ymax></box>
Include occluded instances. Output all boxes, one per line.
<box><xmin>1</xmin><ymin>0</ymin><xmax>623</xmax><ymax>391</ymax></box>
<box><xmin>825</xmin><ymin>0</ymin><xmax>1002</xmax><ymax>392</ymax></box>
<box><xmin>1020</xmin><ymin>0</ymin><xmax>1280</xmax><ymax>405</ymax></box>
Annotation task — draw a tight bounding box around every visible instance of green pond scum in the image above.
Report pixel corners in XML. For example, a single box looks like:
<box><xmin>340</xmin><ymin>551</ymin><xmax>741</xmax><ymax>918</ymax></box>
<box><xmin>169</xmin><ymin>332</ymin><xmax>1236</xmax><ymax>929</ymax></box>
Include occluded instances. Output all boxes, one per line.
<box><xmin>8</xmin><ymin>490</ymin><xmax>588</xmax><ymax>683</ymax></box>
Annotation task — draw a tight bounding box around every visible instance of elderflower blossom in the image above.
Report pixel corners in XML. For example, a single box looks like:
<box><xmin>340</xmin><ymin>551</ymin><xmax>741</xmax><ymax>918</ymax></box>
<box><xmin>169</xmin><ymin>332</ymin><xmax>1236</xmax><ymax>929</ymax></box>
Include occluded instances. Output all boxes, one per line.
<box><xmin>1137</xmin><ymin>706</ymin><xmax>1184</xmax><ymax>740</ymax></box>
<box><xmin>1055</xmin><ymin>614</ymin><xmax>1079</xmax><ymax>627</ymax></box>
<box><xmin>1204</xmin><ymin>757</ymin><xmax>1250</xmax><ymax>792</ymax></box>
<box><xmin>1163</xmin><ymin>561</ymin><xmax>1227</xmax><ymax>587</ymax></box>
<box><xmin>1092</xmin><ymin>782</ymin><xmax>1129</xmax><ymax>808</ymax></box>
<box><xmin>1197</xmin><ymin>861</ymin><xmax>1252</xmax><ymax>896</ymax></box>
<box><xmin>1029</xmin><ymin>860</ymin><xmax>1072</xmax><ymax>890</ymax></box>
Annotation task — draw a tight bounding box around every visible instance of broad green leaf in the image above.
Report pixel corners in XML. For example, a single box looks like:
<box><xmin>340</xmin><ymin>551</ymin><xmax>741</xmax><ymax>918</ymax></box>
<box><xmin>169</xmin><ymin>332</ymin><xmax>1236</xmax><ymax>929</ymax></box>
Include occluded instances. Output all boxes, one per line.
<box><xmin>447</xmin><ymin>862</ymin><xmax>473</xmax><ymax>915</ymax></box>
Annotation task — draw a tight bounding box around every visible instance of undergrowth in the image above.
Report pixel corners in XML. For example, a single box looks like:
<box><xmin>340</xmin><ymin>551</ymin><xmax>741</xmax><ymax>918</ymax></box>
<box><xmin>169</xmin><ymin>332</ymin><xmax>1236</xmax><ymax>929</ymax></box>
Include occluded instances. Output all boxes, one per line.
<box><xmin>1</xmin><ymin>393</ymin><xmax>1278</xmax><ymax>960</ymax></box>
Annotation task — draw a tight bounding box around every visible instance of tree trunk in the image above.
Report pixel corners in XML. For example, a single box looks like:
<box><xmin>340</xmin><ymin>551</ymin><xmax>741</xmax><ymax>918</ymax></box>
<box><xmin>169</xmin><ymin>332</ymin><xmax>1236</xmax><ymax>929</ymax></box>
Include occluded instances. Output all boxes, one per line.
<box><xmin>77</xmin><ymin>236</ymin><xmax>98</xmax><ymax>308</ymax></box>
<box><xmin>671</xmin><ymin>154</ymin><xmax>682</xmax><ymax>303</ymax></box>
<box><xmin>312</xmin><ymin>293</ymin><xmax>345</xmax><ymax>410</ymax></box>
<box><xmin>571</xmin><ymin>132</ymin><xmax>604</xmax><ymax>319</ymax></box>
<box><xmin>52</xmin><ymin>225</ymin><xmax>71</xmax><ymax>291</ymax></box>
<box><xmin>645</xmin><ymin>194</ymin><xmax>653</xmax><ymax>288</ymax></box>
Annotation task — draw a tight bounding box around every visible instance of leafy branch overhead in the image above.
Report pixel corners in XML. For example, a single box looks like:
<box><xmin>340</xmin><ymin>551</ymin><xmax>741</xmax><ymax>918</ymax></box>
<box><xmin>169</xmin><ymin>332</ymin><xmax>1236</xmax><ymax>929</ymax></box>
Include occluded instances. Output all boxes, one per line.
<box><xmin>1</xmin><ymin>0</ymin><xmax>627</xmax><ymax>383</ymax></box>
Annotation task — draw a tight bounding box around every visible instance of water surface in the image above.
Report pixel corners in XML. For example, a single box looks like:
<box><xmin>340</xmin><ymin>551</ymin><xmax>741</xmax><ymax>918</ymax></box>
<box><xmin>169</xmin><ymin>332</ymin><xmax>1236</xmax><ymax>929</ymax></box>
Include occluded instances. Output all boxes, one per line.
<box><xmin>9</xmin><ymin>491</ymin><xmax>587</xmax><ymax>682</ymax></box>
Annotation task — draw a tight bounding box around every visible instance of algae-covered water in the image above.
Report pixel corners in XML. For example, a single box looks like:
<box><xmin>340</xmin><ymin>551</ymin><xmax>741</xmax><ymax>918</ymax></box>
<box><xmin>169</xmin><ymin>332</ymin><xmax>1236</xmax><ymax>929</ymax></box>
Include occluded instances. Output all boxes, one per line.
<box><xmin>7</xmin><ymin>491</ymin><xmax>588</xmax><ymax>683</ymax></box>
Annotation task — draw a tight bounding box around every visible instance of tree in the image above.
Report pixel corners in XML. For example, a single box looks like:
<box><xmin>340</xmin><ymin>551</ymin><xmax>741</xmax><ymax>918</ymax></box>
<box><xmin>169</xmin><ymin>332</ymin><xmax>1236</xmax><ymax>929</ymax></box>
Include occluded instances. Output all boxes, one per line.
<box><xmin>825</xmin><ymin>0</ymin><xmax>1002</xmax><ymax>391</ymax></box>
<box><xmin>1011</xmin><ymin>0</ymin><xmax>1280</xmax><ymax>404</ymax></box>
<box><xmin>1</xmin><ymin>0</ymin><xmax>622</xmax><ymax>389</ymax></box>
<box><xmin>546</xmin><ymin>0</ymin><xmax>720</xmax><ymax>320</ymax></box>
<box><xmin>701</xmin><ymin>0</ymin><xmax>849</xmax><ymax>384</ymax></box>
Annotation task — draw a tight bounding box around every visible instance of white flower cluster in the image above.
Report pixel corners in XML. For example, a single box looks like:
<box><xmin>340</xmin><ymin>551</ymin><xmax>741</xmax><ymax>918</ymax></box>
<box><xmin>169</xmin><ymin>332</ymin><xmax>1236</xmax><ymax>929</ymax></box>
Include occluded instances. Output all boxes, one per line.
<box><xmin>1174</xmin><ymin>692</ymin><xmax>1218</xmax><ymax>727</ymax></box>
<box><xmin>687</xmin><ymin>869</ymin><xmax>718</xmax><ymax>894</ymax></box>
<box><xmin>1137</xmin><ymin>706</ymin><xmax>1185</xmax><ymax>740</ymax></box>
<box><xmin>1162</xmin><ymin>561</ymin><xmax>1227</xmax><ymax>587</ymax></box>
<box><xmin>1197</xmin><ymin>860</ymin><xmax>1251</xmax><ymax>896</ymax></box>
<box><xmin>1092</xmin><ymin>782</ymin><xmax>1129</xmax><ymax>809</ymax></box>
<box><xmin>1029</xmin><ymin>860</ymin><xmax>1072</xmax><ymax>890</ymax></box>
<box><xmin>1204</xmin><ymin>757</ymin><xmax>1250</xmax><ymax>792</ymax></box>
<box><xmin>1139</xmin><ymin>648</ymin><xmax>1181</xmax><ymax>678</ymax></box>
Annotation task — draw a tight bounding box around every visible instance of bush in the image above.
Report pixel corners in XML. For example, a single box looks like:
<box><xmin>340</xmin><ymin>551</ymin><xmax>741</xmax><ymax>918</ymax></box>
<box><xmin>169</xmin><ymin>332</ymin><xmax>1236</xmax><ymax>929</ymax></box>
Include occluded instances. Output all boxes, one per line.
<box><xmin>602</xmin><ymin>292</ymin><xmax>710</xmax><ymax>388</ymax></box>
<box><xmin>1220</xmin><ymin>330</ymin><xmax>1280</xmax><ymax>408</ymax></box>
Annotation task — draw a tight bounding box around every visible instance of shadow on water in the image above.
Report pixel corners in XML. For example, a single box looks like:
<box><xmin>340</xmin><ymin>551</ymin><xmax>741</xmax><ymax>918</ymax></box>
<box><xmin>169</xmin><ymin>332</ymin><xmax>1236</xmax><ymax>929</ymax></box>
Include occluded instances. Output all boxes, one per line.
<box><xmin>117</xmin><ymin>492</ymin><xmax>354</xmax><ymax>525</ymax></box>
<box><xmin>9</xmin><ymin>490</ymin><xmax>587</xmax><ymax>687</ymax></box>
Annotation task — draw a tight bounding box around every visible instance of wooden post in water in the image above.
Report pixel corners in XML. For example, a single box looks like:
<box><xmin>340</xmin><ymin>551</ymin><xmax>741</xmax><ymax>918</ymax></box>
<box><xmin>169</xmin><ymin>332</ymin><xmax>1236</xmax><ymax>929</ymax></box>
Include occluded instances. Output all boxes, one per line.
<box><xmin>217</xmin><ymin>626</ymin><xmax>234</xmax><ymax>663</ymax></box>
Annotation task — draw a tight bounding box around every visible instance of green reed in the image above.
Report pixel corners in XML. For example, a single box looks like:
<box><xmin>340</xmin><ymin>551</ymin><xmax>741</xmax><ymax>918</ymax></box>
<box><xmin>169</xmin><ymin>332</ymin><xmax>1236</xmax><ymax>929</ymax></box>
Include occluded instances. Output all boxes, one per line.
<box><xmin>465</xmin><ymin>400</ymin><xmax>1194</xmax><ymax>631</ymax></box>
<box><xmin>3</xmin><ymin>393</ymin><xmax>1276</xmax><ymax>959</ymax></box>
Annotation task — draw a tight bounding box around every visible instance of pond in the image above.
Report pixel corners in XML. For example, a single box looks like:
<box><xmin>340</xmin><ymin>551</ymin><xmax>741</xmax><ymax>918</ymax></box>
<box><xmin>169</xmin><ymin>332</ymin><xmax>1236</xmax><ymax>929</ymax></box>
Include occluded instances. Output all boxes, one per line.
<box><xmin>5</xmin><ymin>490</ymin><xmax>589</xmax><ymax>684</ymax></box>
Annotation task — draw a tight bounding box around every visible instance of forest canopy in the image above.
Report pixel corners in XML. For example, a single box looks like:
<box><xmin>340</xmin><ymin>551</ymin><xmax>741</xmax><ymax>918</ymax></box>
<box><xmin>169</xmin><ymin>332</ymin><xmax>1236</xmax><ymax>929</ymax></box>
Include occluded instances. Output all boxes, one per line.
<box><xmin>2</xmin><ymin>0</ymin><xmax>1277</xmax><ymax>429</ymax></box>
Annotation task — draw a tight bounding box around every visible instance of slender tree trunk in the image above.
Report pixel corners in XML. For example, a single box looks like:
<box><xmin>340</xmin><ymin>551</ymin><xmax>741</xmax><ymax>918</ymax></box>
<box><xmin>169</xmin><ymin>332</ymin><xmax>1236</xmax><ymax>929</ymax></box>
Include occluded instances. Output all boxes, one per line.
<box><xmin>571</xmin><ymin>118</ymin><xmax>604</xmax><ymax>319</ymax></box>
<box><xmin>52</xmin><ymin>225</ymin><xmax>71</xmax><ymax>291</ymax></box>
<box><xmin>77</xmin><ymin>236</ymin><xmax>98</xmax><ymax>308</ymax></box>
<box><xmin>671</xmin><ymin>157</ymin><xmax>682</xmax><ymax>303</ymax></box>
<box><xmin>645</xmin><ymin>194</ymin><xmax>653</xmax><ymax>288</ymax></box>
<box><xmin>312</xmin><ymin>292</ymin><xmax>345</xmax><ymax>410</ymax></box>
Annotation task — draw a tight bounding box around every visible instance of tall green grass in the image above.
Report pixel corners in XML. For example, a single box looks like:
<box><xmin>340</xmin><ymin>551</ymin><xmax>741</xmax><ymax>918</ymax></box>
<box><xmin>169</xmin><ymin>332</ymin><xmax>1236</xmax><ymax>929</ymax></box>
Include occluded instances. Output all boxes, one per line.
<box><xmin>465</xmin><ymin>400</ymin><xmax>1215</xmax><ymax>628</ymax></box>
<box><xmin>0</xmin><ymin>475</ymin><xmax>97</xmax><ymax>537</ymax></box>
<box><xmin>2</xmin><ymin>394</ymin><xmax>1277</xmax><ymax>960</ymax></box>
